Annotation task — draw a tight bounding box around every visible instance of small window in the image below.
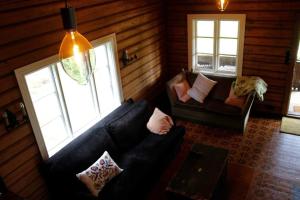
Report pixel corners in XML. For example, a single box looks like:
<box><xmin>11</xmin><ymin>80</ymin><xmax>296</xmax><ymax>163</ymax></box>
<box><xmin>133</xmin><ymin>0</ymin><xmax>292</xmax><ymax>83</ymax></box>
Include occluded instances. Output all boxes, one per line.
<box><xmin>188</xmin><ymin>14</ymin><xmax>246</xmax><ymax>77</ymax></box>
<box><xmin>15</xmin><ymin>34</ymin><xmax>123</xmax><ymax>159</ymax></box>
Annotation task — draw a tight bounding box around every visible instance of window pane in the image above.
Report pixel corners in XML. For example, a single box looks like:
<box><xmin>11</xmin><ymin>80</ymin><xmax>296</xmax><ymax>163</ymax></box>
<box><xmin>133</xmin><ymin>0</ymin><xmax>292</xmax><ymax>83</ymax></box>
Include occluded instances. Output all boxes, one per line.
<box><xmin>33</xmin><ymin>93</ymin><xmax>62</xmax><ymax>127</ymax></box>
<box><xmin>219</xmin><ymin>38</ymin><xmax>237</xmax><ymax>55</ymax></box>
<box><xmin>94</xmin><ymin>44</ymin><xmax>108</xmax><ymax>67</ymax></box>
<box><xmin>197</xmin><ymin>21</ymin><xmax>214</xmax><ymax>37</ymax></box>
<box><xmin>25</xmin><ymin>67</ymin><xmax>56</xmax><ymax>101</ymax></box>
<box><xmin>41</xmin><ymin>116</ymin><xmax>69</xmax><ymax>151</ymax></box>
<box><xmin>197</xmin><ymin>55</ymin><xmax>213</xmax><ymax>70</ymax></box>
<box><xmin>57</xmin><ymin>63</ymin><xmax>98</xmax><ymax>133</ymax></box>
<box><xmin>94</xmin><ymin>43</ymin><xmax>120</xmax><ymax>117</ymax></box>
<box><xmin>25</xmin><ymin>66</ymin><xmax>70</xmax><ymax>153</ymax></box>
<box><xmin>197</xmin><ymin>38</ymin><xmax>214</xmax><ymax>54</ymax></box>
<box><xmin>220</xmin><ymin>21</ymin><xmax>239</xmax><ymax>38</ymax></box>
<box><xmin>218</xmin><ymin>56</ymin><xmax>236</xmax><ymax>72</ymax></box>
<box><xmin>26</xmin><ymin>67</ymin><xmax>64</xmax><ymax>127</ymax></box>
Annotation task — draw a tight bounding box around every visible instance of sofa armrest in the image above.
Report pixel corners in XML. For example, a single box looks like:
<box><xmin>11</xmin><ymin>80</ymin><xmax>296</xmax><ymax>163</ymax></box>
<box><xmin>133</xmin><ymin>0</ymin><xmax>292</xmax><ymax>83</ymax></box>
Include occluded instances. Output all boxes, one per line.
<box><xmin>166</xmin><ymin>72</ymin><xmax>186</xmax><ymax>106</ymax></box>
<box><xmin>241</xmin><ymin>92</ymin><xmax>255</xmax><ymax>117</ymax></box>
<box><xmin>166</xmin><ymin>83</ymin><xmax>177</xmax><ymax>107</ymax></box>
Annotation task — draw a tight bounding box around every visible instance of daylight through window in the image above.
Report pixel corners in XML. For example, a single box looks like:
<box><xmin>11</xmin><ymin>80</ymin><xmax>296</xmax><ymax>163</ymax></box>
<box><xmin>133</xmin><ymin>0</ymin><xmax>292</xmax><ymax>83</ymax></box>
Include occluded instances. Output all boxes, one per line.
<box><xmin>188</xmin><ymin>14</ymin><xmax>246</xmax><ymax>77</ymax></box>
<box><xmin>15</xmin><ymin>34</ymin><xmax>123</xmax><ymax>159</ymax></box>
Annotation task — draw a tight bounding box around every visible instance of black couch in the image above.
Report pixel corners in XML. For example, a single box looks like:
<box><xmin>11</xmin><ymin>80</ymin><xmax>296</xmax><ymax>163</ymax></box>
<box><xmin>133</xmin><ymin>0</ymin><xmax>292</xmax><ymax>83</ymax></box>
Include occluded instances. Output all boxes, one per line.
<box><xmin>41</xmin><ymin>100</ymin><xmax>185</xmax><ymax>200</ymax></box>
<box><xmin>166</xmin><ymin>72</ymin><xmax>255</xmax><ymax>133</ymax></box>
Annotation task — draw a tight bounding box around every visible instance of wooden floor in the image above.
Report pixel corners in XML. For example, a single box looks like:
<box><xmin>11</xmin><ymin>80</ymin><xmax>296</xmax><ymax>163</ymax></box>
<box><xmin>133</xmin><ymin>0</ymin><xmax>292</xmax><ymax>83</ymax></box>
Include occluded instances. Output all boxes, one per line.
<box><xmin>147</xmin><ymin>117</ymin><xmax>300</xmax><ymax>200</ymax></box>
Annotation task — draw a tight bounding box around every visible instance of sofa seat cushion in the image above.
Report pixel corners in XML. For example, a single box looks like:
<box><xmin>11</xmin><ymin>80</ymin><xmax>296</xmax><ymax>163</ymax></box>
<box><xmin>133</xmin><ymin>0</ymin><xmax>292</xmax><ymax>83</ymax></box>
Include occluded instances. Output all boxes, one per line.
<box><xmin>204</xmin><ymin>99</ymin><xmax>242</xmax><ymax>116</ymax></box>
<box><xmin>106</xmin><ymin>100</ymin><xmax>150</xmax><ymax>151</ymax></box>
<box><xmin>175</xmin><ymin>96</ymin><xmax>241</xmax><ymax>116</ymax></box>
<box><xmin>99</xmin><ymin>126</ymin><xmax>185</xmax><ymax>200</ymax></box>
<box><xmin>121</xmin><ymin>126</ymin><xmax>185</xmax><ymax>165</ymax></box>
<box><xmin>174</xmin><ymin>98</ymin><xmax>205</xmax><ymax>111</ymax></box>
<box><xmin>98</xmin><ymin>157</ymin><xmax>153</xmax><ymax>200</ymax></box>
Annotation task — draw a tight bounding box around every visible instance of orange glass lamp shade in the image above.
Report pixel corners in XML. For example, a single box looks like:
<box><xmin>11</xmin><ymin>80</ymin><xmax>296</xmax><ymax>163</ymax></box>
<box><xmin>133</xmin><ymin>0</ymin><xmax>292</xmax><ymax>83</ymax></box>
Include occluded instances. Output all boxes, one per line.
<box><xmin>59</xmin><ymin>7</ymin><xmax>96</xmax><ymax>85</ymax></box>
<box><xmin>217</xmin><ymin>0</ymin><xmax>229</xmax><ymax>12</ymax></box>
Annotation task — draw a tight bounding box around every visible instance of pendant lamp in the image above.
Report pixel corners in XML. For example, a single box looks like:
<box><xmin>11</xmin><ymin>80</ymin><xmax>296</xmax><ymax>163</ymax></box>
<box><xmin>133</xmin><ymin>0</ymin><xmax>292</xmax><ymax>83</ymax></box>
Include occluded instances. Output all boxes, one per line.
<box><xmin>59</xmin><ymin>0</ymin><xmax>96</xmax><ymax>85</ymax></box>
<box><xmin>217</xmin><ymin>0</ymin><xmax>229</xmax><ymax>12</ymax></box>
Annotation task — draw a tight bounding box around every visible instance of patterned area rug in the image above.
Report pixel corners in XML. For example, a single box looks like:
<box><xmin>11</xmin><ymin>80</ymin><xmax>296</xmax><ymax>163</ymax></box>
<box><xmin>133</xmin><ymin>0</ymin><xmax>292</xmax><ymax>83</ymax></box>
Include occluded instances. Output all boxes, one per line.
<box><xmin>148</xmin><ymin>117</ymin><xmax>300</xmax><ymax>200</ymax></box>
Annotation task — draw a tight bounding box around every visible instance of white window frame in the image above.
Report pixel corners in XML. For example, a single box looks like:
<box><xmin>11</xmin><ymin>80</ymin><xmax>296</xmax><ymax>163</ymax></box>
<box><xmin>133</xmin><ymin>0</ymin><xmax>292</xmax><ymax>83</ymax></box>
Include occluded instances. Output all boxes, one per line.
<box><xmin>15</xmin><ymin>33</ymin><xmax>123</xmax><ymax>160</ymax></box>
<box><xmin>188</xmin><ymin>14</ymin><xmax>246</xmax><ymax>77</ymax></box>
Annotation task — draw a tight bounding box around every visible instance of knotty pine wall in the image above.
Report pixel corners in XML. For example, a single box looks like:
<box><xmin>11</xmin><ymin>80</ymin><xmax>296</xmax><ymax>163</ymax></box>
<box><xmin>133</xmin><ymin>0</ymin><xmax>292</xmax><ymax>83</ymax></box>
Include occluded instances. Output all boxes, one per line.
<box><xmin>0</xmin><ymin>0</ymin><xmax>166</xmax><ymax>199</ymax></box>
<box><xmin>166</xmin><ymin>0</ymin><xmax>300</xmax><ymax>115</ymax></box>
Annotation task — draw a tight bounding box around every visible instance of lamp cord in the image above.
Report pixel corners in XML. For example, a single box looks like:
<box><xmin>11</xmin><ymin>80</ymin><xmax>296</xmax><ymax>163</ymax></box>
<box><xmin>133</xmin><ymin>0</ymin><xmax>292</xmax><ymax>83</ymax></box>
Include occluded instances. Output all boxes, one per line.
<box><xmin>64</xmin><ymin>0</ymin><xmax>68</xmax><ymax>8</ymax></box>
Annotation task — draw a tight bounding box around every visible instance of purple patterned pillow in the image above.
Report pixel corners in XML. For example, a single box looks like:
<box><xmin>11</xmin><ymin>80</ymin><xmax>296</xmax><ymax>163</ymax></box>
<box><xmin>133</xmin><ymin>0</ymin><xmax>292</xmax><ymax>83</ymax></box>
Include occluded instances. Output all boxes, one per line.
<box><xmin>76</xmin><ymin>151</ymin><xmax>123</xmax><ymax>196</ymax></box>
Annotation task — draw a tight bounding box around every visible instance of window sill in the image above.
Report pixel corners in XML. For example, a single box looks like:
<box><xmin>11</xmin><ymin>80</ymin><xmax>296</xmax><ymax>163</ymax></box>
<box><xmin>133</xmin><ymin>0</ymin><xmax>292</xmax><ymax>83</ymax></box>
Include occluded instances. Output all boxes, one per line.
<box><xmin>193</xmin><ymin>69</ymin><xmax>237</xmax><ymax>78</ymax></box>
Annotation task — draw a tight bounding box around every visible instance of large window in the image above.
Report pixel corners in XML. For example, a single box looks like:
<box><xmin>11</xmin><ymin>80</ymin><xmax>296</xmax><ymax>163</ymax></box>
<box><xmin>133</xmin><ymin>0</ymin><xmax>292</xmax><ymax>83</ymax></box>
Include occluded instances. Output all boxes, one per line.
<box><xmin>15</xmin><ymin>34</ymin><xmax>123</xmax><ymax>160</ymax></box>
<box><xmin>188</xmin><ymin>14</ymin><xmax>246</xmax><ymax>77</ymax></box>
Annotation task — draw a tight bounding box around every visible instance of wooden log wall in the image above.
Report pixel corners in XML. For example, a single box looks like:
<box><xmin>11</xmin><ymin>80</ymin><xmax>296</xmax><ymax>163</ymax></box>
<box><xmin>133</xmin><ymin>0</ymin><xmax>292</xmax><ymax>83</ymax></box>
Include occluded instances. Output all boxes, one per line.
<box><xmin>0</xmin><ymin>0</ymin><xmax>166</xmax><ymax>199</ymax></box>
<box><xmin>293</xmin><ymin>63</ymin><xmax>300</xmax><ymax>89</ymax></box>
<box><xmin>166</xmin><ymin>0</ymin><xmax>300</xmax><ymax>115</ymax></box>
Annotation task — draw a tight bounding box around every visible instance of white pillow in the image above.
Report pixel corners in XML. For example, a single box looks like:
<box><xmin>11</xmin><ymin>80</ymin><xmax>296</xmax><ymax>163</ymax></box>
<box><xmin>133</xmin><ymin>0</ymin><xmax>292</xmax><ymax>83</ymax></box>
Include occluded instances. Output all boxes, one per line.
<box><xmin>187</xmin><ymin>73</ymin><xmax>217</xmax><ymax>103</ymax></box>
<box><xmin>147</xmin><ymin>108</ymin><xmax>174</xmax><ymax>135</ymax></box>
<box><xmin>76</xmin><ymin>151</ymin><xmax>123</xmax><ymax>197</ymax></box>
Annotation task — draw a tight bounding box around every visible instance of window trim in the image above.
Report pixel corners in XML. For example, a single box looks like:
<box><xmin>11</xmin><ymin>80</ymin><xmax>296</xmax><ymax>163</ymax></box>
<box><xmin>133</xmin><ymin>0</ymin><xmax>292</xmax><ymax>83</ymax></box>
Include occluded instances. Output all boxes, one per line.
<box><xmin>297</xmin><ymin>41</ymin><xmax>300</xmax><ymax>63</ymax></box>
<box><xmin>187</xmin><ymin>14</ymin><xmax>246</xmax><ymax>77</ymax></box>
<box><xmin>15</xmin><ymin>33</ymin><xmax>123</xmax><ymax>160</ymax></box>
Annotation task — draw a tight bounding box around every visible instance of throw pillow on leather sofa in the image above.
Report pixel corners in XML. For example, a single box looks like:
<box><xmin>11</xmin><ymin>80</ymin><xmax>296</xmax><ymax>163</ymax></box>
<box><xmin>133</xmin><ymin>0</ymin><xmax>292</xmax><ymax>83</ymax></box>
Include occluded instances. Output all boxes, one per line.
<box><xmin>166</xmin><ymin>71</ymin><xmax>255</xmax><ymax>133</ymax></box>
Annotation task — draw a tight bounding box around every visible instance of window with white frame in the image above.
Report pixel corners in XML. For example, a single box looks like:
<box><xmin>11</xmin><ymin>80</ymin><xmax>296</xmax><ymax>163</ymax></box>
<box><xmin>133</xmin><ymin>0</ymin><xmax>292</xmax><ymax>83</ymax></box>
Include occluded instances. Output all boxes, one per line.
<box><xmin>15</xmin><ymin>34</ymin><xmax>123</xmax><ymax>160</ymax></box>
<box><xmin>188</xmin><ymin>14</ymin><xmax>246</xmax><ymax>77</ymax></box>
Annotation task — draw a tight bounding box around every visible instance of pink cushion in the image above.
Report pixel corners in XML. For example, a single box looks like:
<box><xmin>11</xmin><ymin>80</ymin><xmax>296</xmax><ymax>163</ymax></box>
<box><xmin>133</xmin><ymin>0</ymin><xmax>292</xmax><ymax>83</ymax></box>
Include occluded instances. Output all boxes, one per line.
<box><xmin>187</xmin><ymin>73</ymin><xmax>217</xmax><ymax>103</ymax></box>
<box><xmin>174</xmin><ymin>80</ymin><xmax>191</xmax><ymax>102</ymax></box>
<box><xmin>147</xmin><ymin>108</ymin><xmax>174</xmax><ymax>135</ymax></box>
<box><xmin>225</xmin><ymin>87</ymin><xmax>246</xmax><ymax>108</ymax></box>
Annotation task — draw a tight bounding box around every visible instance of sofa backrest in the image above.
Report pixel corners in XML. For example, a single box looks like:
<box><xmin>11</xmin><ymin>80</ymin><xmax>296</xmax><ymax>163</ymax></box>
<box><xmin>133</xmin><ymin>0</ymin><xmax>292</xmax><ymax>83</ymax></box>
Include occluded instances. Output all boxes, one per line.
<box><xmin>166</xmin><ymin>72</ymin><xmax>236</xmax><ymax>102</ymax></box>
<box><xmin>43</xmin><ymin>100</ymin><xmax>137</xmax><ymax>171</ymax></box>
<box><xmin>105</xmin><ymin>100</ymin><xmax>151</xmax><ymax>152</ymax></box>
<box><xmin>186</xmin><ymin>72</ymin><xmax>235</xmax><ymax>101</ymax></box>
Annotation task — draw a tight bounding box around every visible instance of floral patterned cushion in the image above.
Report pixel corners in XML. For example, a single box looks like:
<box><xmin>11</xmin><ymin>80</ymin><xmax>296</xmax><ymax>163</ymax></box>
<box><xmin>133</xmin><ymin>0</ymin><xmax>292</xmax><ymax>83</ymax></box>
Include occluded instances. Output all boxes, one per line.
<box><xmin>76</xmin><ymin>151</ymin><xmax>123</xmax><ymax>196</ymax></box>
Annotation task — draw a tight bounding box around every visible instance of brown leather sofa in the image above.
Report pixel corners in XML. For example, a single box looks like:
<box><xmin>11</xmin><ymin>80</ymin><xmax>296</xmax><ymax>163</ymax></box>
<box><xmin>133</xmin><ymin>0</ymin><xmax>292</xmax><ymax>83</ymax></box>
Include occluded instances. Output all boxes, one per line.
<box><xmin>166</xmin><ymin>72</ymin><xmax>255</xmax><ymax>133</ymax></box>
